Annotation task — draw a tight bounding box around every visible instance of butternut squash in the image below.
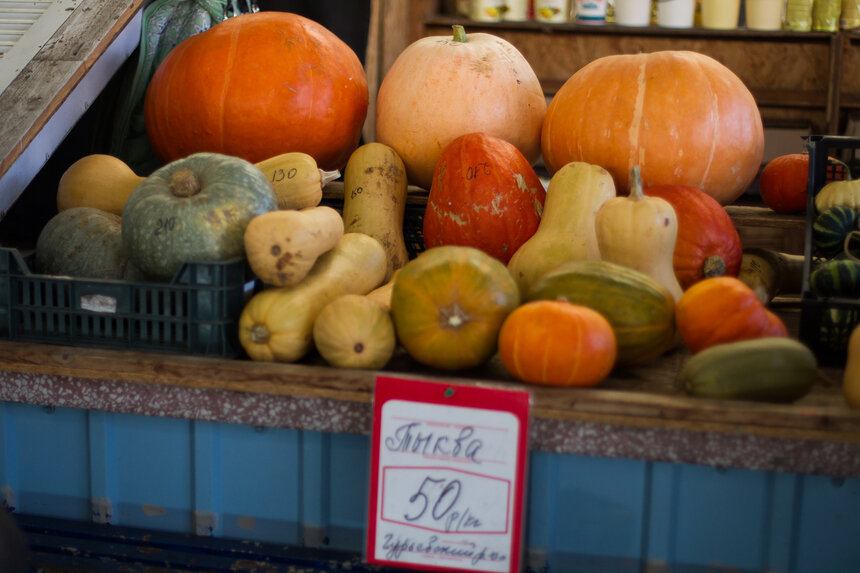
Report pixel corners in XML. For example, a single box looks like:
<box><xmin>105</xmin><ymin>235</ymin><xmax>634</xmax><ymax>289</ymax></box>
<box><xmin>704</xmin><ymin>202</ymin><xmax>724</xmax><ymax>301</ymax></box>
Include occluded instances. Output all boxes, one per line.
<box><xmin>239</xmin><ymin>233</ymin><xmax>387</xmax><ymax>362</ymax></box>
<box><xmin>243</xmin><ymin>206</ymin><xmax>344</xmax><ymax>286</ymax></box>
<box><xmin>843</xmin><ymin>323</ymin><xmax>860</xmax><ymax>408</ymax></box>
<box><xmin>507</xmin><ymin>161</ymin><xmax>616</xmax><ymax>294</ymax></box>
<box><xmin>342</xmin><ymin>142</ymin><xmax>409</xmax><ymax>281</ymax></box>
<box><xmin>57</xmin><ymin>152</ymin><xmax>337</xmax><ymax>215</ymax></box>
<box><xmin>312</xmin><ymin>294</ymin><xmax>396</xmax><ymax>369</ymax></box>
<box><xmin>595</xmin><ymin>166</ymin><xmax>684</xmax><ymax>301</ymax></box>
<box><xmin>365</xmin><ymin>269</ymin><xmax>400</xmax><ymax>312</ymax></box>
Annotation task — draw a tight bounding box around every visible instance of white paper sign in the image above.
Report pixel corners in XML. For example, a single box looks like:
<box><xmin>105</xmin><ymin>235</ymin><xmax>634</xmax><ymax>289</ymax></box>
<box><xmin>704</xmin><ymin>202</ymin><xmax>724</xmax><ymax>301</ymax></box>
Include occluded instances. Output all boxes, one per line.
<box><xmin>366</xmin><ymin>376</ymin><xmax>530</xmax><ymax>573</ymax></box>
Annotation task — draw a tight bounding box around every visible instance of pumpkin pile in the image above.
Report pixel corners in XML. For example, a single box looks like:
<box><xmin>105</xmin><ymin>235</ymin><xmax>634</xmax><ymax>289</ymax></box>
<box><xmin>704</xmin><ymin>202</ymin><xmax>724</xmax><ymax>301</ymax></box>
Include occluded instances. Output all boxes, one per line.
<box><xmin>38</xmin><ymin>13</ymin><xmax>827</xmax><ymax>404</ymax></box>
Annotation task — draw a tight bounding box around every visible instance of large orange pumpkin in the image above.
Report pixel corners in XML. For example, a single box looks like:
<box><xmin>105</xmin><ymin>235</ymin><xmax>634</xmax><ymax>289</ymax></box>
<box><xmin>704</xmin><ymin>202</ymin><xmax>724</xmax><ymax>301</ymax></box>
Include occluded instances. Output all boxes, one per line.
<box><xmin>498</xmin><ymin>300</ymin><xmax>617</xmax><ymax>387</ymax></box>
<box><xmin>423</xmin><ymin>132</ymin><xmax>546</xmax><ymax>264</ymax></box>
<box><xmin>144</xmin><ymin>12</ymin><xmax>368</xmax><ymax>171</ymax></box>
<box><xmin>643</xmin><ymin>184</ymin><xmax>743</xmax><ymax>290</ymax></box>
<box><xmin>541</xmin><ymin>51</ymin><xmax>764</xmax><ymax>205</ymax></box>
<box><xmin>375</xmin><ymin>25</ymin><xmax>546</xmax><ymax>190</ymax></box>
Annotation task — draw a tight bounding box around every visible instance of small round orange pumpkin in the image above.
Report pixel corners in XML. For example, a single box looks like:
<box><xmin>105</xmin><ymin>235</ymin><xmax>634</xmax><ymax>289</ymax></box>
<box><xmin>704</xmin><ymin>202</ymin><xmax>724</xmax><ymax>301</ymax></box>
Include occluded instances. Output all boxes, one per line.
<box><xmin>498</xmin><ymin>300</ymin><xmax>617</xmax><ymax>387</ymax></box>
<box><xmin>643</xmin><ymin>184</ymin><xmax>743</xmax><ymax>290</ymax></box>
<box><xmin>541</xmin><ymin>51</ymin><xmax>764</xmax><ymax>205</ymax></box>
<box><xmin>423</xmin><ymin>132</ymin><xmax>546</xmax><ymax>264</ymax></box>
<box><xmin>758</xmin><ymin>153</ymin><xmax>809</xmax><ymax>214</ymax></box>
<box><xmin>675</xmin><ymin>276</ymin><xmax>789</xmax><ymax>354</ymax></box>
<box><xmin>144</xmin><ymin>12</ymin><xmax>368</xmax><ymax>171</ymax></box>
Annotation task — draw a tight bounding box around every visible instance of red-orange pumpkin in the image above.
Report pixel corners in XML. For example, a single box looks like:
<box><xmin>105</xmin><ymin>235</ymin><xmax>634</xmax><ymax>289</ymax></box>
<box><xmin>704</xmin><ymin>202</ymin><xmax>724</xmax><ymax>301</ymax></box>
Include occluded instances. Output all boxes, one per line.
<box><xmin>423</xmin><ymin>132</ymin><xmax>546</xmax><ymax>264</ymax></box>
<box><xmin>675</xmin><ymin>276</ymin><xmax>789</xmax><ymax>354</ymax></box>
<box><xmin>144</xmin><ymin>12</ymin><xmax>368</xmax><ymax>171</ymax></box>
<box><xmin>758</xmin><ymin>153</ymin><xmax>809</xmax><ymax>214</ymax></box>
<box><xmin>541</xmin><ymin>51</ymin><xmax>764</xmax><ymax>206</ymax></box>
<box><xmin>644</xmin><ymin>184</ymin><xmax>743</xmax><ymax>290</ymax></box>
<box><xmin>498</xmin><ymin>300</ymin><xmax>617</xmax><ymax>387</ymax></box>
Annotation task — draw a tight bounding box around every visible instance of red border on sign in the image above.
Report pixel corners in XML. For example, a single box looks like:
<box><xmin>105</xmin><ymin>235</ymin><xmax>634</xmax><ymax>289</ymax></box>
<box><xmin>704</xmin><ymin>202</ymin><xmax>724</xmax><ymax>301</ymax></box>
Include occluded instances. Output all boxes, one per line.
<box><xmin>365</xmin><ymin>375</ymin><xmax>531</xmax><ymax>573</ymax></box>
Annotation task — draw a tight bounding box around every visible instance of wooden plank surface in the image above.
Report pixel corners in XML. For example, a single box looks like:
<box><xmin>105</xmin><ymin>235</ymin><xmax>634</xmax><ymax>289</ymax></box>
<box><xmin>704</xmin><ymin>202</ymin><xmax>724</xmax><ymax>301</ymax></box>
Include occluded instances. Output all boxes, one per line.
<box><xmin>0</xmin><ymin>0</ymin><xmax>145</xmax><ymax>198</ymax></box>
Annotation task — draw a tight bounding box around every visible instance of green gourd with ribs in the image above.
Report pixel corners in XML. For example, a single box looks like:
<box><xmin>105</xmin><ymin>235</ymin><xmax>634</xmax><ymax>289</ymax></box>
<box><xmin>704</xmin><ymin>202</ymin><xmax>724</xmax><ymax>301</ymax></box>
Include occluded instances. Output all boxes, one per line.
<box><xmin>813</xmin><ymin>205</ymin><xmax>857</xmax><ymax>258</ymax></box>
<box><xmin>810</xmin><ymin>258</ymin><xmax>860</xmax><ymax>297</ymax></box>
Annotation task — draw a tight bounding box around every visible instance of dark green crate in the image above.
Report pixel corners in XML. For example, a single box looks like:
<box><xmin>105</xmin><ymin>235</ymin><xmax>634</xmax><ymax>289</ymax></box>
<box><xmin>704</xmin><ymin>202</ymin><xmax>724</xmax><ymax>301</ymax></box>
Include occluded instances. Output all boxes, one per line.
<box><xmin>800</xmin><ymin>135</ymin><xmax>860</xmax><ymax>366</ymax></box>
<box><xmin>0</xmin><ymin>247</ymin><xmax>256</xmax><ymax>358</ymax></box>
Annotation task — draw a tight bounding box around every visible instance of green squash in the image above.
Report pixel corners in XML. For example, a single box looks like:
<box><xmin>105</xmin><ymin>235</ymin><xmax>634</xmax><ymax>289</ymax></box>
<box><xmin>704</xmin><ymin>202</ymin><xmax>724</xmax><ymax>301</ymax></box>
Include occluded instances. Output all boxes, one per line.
<box><xmin>813</xmin><ymin>205</ymin><xmax>857</xmax><ymax>258</ymax></box>
<box><xmin>36</xmin><ymin>207</ymin><xmax>144</xmax><ymax>280</ymax></box>
<box><xmin>121</xmin><ymin>152</ymin><xmax>278</xmax><ymax>281</ymax></box>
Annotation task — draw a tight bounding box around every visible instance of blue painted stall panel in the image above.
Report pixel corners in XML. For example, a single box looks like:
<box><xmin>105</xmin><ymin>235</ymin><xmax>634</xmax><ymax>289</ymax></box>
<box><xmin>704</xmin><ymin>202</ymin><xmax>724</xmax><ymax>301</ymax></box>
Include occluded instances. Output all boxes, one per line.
<box><xmin>2</xmin><ymin>401</ymin><xmax>860</xmax><ymax>572</ymax></box>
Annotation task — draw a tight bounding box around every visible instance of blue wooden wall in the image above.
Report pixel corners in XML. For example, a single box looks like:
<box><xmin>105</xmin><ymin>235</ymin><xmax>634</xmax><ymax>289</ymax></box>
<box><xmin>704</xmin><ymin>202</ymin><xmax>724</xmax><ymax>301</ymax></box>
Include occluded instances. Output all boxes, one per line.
<box><xmin>1</xmin><ymin>401</ymin><xmax>858</xmax><ymax>572</ymax></box>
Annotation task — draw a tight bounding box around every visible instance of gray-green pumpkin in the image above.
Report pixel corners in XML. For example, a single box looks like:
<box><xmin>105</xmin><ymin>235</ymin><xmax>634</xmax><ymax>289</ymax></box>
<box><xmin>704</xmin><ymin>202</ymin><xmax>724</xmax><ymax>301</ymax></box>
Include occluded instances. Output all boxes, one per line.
<box><xmin>121</xmin><ymin>152</ymin><xmax>278</xmax><ymax>281</ymax></box>
<box><xmin>36</xmin><ymin>206</ymin><xmax>145</xmax><ymax>280</ymax></box>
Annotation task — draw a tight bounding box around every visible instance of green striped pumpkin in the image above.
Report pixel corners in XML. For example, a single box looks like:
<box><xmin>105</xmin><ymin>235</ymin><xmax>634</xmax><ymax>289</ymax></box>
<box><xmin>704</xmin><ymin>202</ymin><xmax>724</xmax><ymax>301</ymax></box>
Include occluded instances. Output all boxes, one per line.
<box><xmin>813</xmin><ymin>205</ymin><xmax>857</xmax><ymax>258</ymax></box>
<box><xmin>810</xmin><ymin>258</ymin><xmax>860</xmax><ymax>297</ymax></box>
<box><xmin>526</xmin><ymin>259</ymin><xmax>677</xmax><ymax>366</ymax></box>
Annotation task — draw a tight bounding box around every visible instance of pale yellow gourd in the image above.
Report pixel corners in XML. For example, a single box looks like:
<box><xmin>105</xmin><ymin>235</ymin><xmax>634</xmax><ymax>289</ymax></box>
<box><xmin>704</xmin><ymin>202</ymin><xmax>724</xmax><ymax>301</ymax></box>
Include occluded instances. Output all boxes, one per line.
<box><xmin>255</xmin><ymin>151</ymin><xmax>340</xmax><ymax>210</ymax></box>
<box><xmin>239</xmin><ymin>233</ymin><xmax>387</xmax><ymax>363</ymax></box>
<box><xmin>342</xmin><ymin>142</ymin><xmax>409</xmax><ymax>281</ymax></box>
<box><xmin>57</xmin><ymin>154</ymin><xmax>145</xmax><ymax>216</ymax></box>
<box><xmin>595</xmin><ymin>166</ymin><xmax>684</xmax><ymax>301</ymax></box>
<box><xmin>243</xmin><ymin>206</ymin><xmax>344</xmax><ymax>287</ymax></box>
<box><xmin>843</xmin><ymin>322</ymin><xmax>860</xmax><ymax>408</ymax></box>
<box><xmin>312</xmin><ymin>294</ymin><xmax>396</xmax><ymax>369</ymax></box>
<box><xmin>507</xmin><ymin>161</ymin><xmax>616</xmax><ymax>295</ymax></box>
<box><xmin>365</xmin><ymin>268</ymin><xmax>400</xmax><ymax>312</ymax></box>
<box><xmin>814</xmin><ymin>178</ymin><xmax>860</xmax><ymax>213</ymax></box>
<box><xmin>56</xmin><ymin>152</ymin><xmax>337</xmax><ymax>215</ymax></box>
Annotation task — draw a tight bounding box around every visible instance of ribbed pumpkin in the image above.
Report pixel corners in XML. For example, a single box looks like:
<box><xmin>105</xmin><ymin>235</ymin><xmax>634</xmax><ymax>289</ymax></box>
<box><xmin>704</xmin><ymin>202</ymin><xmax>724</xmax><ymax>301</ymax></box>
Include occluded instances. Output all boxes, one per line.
<box><xmin>122</xmin><ymin>153</ymin><xmax>278</xmax><ymax>281</ymax></box>
<box><xmin>758</xmin><ymin>153</ymin><xmax>809</xmax><ymax>214</ymax></box>
<box><xmin>541</xmin><ymin>51</ymin><xmax>764</xmax><ymax>205</ymax></box>
<box><xmin>35</xmin><ymin>207</ymin><xmax>144</xmax><ymax>281</ymax></box>
<box><xmin>675</xmin><ymin>276</ymin><xmax>789</xmax><ymax>354</ymax></box>
<box><xmin>390</xmin><ymin>245</ymin><xmax>520</xmax><ymax>371</ymax></box>
<box><xmin>423</xmin><ymin>132</ymin><xmax>546</xmax><ymax>264</ymax></box>
<box><xmin>144</xmin><ymin>12</ymin><xmax>368</xmax><ymax>171</ymax></box>
<box><xmin>498</xmin><ymin>300</ymin><xmax>617</xmax><ymax>387</ymax></box>
<box><xmin>375</xmin><ymin>25</ymin><xmax>546</xmax><ymax>190</ymax></box>
<box><xmin>643</xmin><ymin>184</ymin><xmax>743</xmax><ymax>289</ymax></box>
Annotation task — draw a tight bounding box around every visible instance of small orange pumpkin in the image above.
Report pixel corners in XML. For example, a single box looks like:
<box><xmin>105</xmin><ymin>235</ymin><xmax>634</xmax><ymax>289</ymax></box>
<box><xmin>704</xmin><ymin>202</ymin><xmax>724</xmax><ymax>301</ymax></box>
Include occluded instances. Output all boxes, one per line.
<box><xmin>757</xmin><ymin>153</ymin><xmax>809</xmax><ymax>214</ymax></box>
<box><xmin>675</xmin><ymin>276</ymin><xmax>789</xmax><ymax>354</ymax></box>
<box><xmin>498</xmin><ymin>300</ymin><xmax>617</xmax><ymax>387</ymax></box>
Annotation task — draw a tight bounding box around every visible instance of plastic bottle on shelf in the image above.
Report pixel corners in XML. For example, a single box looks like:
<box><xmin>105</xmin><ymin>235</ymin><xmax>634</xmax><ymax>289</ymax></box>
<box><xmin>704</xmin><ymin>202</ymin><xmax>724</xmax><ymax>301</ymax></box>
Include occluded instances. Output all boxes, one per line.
<box><xmin>534</xmin><ymin>0</ymin><xmax>572</xmax><ymax>21</ymax></box>
<box><xmin>784</xmin><ymin>0</ymin><xmax>814</xmax><ymax>29</ymax></box>
<box><xmin>574</xmin><ymin>0</ymin><xmax>609</xmax><ymax>22</ymax></box>
<box><xmin>469</xmin><ymin>0</ymin><xmax>505</xmax><ymax>20</ymax></box>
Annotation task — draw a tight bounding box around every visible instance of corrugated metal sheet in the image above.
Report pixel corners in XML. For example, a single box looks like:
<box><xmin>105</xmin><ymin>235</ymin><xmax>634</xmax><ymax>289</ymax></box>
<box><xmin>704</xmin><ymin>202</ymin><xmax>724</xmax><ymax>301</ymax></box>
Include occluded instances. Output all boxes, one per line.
<box><xmin>1</xmin><ymin>401</ymin><xmax>859</xmax><ymax>572</ymax></box>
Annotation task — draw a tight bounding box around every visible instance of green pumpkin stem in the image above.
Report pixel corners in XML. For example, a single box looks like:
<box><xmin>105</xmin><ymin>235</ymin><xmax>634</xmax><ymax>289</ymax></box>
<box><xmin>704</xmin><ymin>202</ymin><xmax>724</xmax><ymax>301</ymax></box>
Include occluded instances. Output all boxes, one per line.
<box><xmin>170</xmin><ymin>168</ymin><xmax>202</xmax><ymax>198</ymax></box>
<box><xmin>702</xmin><ymin>255</ymin><xmax>727</xmax><ymax>278</ymax></box>
<box><xmin>629</xmin><ymin>165</ymin><xmax>643</xmax><ymax>200</ymax></box>
<box><xmin>452</xmin><ymin>24</ymin><xmax>467</xmax><ymax>43</ymax></box>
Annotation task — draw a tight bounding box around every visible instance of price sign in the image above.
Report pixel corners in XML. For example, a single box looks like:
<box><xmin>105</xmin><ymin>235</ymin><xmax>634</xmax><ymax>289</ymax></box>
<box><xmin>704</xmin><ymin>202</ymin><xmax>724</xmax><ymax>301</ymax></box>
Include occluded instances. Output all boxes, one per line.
<box><xmin>366</xmin><ymin>375</ymin><xmax>531</xmax><ymax>573</ymax></box>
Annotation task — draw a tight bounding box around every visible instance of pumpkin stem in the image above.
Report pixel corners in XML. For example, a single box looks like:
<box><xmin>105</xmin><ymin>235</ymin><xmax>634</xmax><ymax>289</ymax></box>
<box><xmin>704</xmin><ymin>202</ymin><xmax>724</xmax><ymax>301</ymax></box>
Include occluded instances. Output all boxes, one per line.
<box><xmin>249</xmin><ymin>324</ymin><xmax>271</xmax><ymax>345</ymax></box>
<box><xmin>702</xmin><ymin>255</ymin><xmax>727</xmax><ymax>278</ymax></box>
<box><xmin>439</xmin><ymin>303</ymin><xmax>469</xmax><ymax>330</ymax></box>
<box><xmin>320</xmin><ymin>168</ymin><xmax>341</xmax><ymax>187</ymax></box>
<box><xmin>844</xmin><ymin>230</ymin><xmax>860</xmax><ymax>262</ymax></box>
<box><xmin>170</xmin><ymin>168</ymin><xmax>202</xmax><ymax>198</ymax></box>
<box><xmin>452</xmin><ymin>24</ymin><xmax>467</xmax><ymax>43</ymax></box>
<box><xmin>629</xmin><ymin>166</ymin><xmax>644</xmax><ymax>200</ymax></box>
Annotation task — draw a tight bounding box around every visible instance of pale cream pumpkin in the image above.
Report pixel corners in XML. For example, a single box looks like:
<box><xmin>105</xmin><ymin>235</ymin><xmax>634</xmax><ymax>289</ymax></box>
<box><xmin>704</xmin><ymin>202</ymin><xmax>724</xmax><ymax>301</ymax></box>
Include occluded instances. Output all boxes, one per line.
<box><xmin>375</xmin><ymin>25</ymin><xmax>546</xmax><ymax>190</ymax></box>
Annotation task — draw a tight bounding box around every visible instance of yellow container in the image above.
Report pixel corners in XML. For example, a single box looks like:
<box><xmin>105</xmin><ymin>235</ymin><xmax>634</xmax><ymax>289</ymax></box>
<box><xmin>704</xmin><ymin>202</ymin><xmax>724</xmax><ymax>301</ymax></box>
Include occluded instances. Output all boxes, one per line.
<box><xmin>700</xmin><ymin>0</ymin><xmax>741</xmax><ymax>27</ymax></box>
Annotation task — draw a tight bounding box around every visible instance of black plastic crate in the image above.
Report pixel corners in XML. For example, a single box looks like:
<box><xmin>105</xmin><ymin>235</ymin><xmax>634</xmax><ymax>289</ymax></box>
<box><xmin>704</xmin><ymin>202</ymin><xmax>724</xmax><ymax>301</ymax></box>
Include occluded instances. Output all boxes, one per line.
<box><xmin>0</xmin><ymin>247</ymin><xmax>257</xmax><ymax>358</ymax></box>
<box><xmin>800</xmin><ymin>135</ymin><xmax>860</xmax><ymax>366</ymax></box>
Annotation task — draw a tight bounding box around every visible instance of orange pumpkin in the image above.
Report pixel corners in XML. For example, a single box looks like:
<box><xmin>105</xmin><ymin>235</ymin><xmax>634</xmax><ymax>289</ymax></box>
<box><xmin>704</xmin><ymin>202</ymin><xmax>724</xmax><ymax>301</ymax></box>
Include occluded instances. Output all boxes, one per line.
<box><xmin>375</xmin><ymin>25</ymin><xmax>546</xmax><ymax>190</ymax></box>
<box><xmin>541</xmin><ymin>51</ymin><xmax>764</xmax><ymax>206</ymax></box>
<box><xmin>758</xmin><ymin>153</ymin><xmax>809</xmax><ymax>214</ymax></box>
<box><xmin>675</xmin><ymin>276</ymin><xmax>789</xmax><ymax>353</ymax></box>
<box><xmin>498</xmin><ymin>300</ymin><xmax>617</xmax><ymax>387</ymax></box>
<box><xmin>423</xmin><ymin>132</ymin><xmax>546</xmax><ymax>264</ymax></box>
<box><xmin>643</xmin><ymin>184</ymin><xmax>743</xmax><ymax>289</ymax></box>
<box><xmin>144</xmin><ymin>12</ymin><xmax>368</xmax><ymax>171</ymax></box>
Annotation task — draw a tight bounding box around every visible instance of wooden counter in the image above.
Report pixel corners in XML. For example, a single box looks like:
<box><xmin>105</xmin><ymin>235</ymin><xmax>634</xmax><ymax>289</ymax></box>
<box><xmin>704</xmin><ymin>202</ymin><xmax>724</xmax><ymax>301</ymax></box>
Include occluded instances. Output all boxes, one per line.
<box><xmin>2</xmin><ymin>305</ymin><xmax>859</xmax><ymax>479</ymax></box>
